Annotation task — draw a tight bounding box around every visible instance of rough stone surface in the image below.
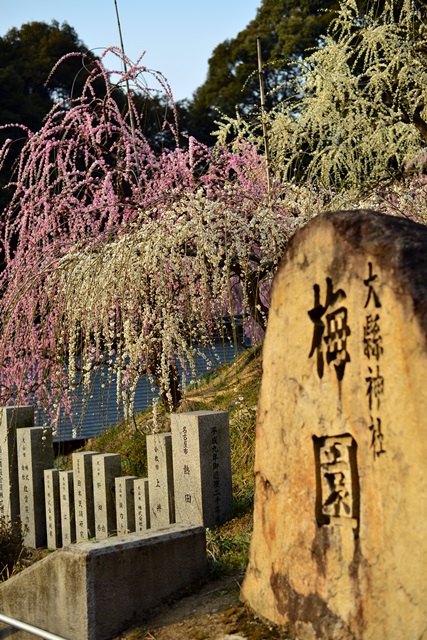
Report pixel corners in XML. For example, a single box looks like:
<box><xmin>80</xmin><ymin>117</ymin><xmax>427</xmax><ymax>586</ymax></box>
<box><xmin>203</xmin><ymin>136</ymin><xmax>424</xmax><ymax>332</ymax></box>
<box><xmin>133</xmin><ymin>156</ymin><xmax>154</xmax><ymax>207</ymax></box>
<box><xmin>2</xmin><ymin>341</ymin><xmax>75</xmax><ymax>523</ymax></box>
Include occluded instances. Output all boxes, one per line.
<box><xmin>241</xmin><ymin>210</ymin><xmax>427</xmax><ymax>640</ymax></box>
<box><xmin>171</xmin><ymin>411</ymin><xmax>233</xmax><ymax>528</ymax></box>
<box><xmin>0</xmin><ymin>525</ymin><xmax>208</xmax><ymax>640</ymax></box>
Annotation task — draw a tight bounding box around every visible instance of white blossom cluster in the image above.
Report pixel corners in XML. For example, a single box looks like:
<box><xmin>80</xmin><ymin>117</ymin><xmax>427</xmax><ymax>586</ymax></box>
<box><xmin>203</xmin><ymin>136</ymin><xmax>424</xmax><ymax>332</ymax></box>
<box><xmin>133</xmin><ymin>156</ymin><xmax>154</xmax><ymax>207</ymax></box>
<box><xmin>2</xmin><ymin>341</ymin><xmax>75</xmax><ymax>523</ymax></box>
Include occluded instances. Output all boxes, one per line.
<box><xmin>47</xmin><ymin>188</ymin><xmax>297</xmax><ymax>418</ymax></box>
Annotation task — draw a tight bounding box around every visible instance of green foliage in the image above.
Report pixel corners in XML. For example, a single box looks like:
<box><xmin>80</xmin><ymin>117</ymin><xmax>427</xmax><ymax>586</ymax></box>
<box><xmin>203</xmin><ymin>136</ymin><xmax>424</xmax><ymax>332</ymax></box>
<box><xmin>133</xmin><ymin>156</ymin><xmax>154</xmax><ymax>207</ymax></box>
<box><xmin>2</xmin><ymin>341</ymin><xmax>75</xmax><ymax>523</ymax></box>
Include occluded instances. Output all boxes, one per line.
<box><xmin>183</xmin><ymin>0</ymin><xmax>339</xmax><ymax>144</ymax></box>
<box><xmin>84</xmin><ymin>418</ymin><xmax>151</xmax><ymax>478</ymax></box>
<box><xmin>0</xmin><ymin>517</ymin><xmax>24</xmax><ymax>581</ymax></box>
<box><xmin>0</xmin><ymin>21</ymin><xmax>99</xmax><ymax>211</ymax></box>
<box><xmin>0</xmin><ymin>21</ymin><xmax>103</xmax><ymax>134</ymax></box>
<box><xmin>206</xmin><ymin>520</ymin><xmax>252</xmax><ymax>576</ymax></box>
<box><xmin>221</xmin><ymin>0</ymin><xmax>427</xmax><ymax>192</ymax></box>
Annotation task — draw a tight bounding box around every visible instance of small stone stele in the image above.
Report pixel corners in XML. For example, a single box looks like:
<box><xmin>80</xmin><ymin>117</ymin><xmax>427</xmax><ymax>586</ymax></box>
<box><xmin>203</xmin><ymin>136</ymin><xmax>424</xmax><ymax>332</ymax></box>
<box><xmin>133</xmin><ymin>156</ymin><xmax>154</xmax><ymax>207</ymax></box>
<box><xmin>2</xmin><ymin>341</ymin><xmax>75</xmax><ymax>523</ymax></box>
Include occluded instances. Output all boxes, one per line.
<box><xmin>93</xmin><ymin>453</ymin><xmax>121</xmax><ymax>540</ymax></box>
<box><xmin>116</xmin><ymin>475</ymin><xmax>137</xmax><ymax>535</ymax></box>
<box><xmin>241</xmin><ymin>210</ymin><xmax>427</xmax><ymax>640</ymax></box>
<box><xmin>147</xmin><ymin>433</ymin><xmax>175</xmax><ymax>528</ymax></box>
<box><xmin>0</xmin><ymin>406</ymin><xmax>34</xmax><ymax>520</ymax></box>
<box><xmin>59</xmin><ymin>469</ymin><xmax>76</xmax><ymax>545</ymax></box>
<box><xmin>73</xmin><ymin>451</ymin><xmax>98</xmax><ymax>541</ymax></box>
<box><xmin>171</xmin><ymin>411</ymin><xmax>232</xmax><ymax>528</ymax></box>
<box><xmin>17</xmin><ymin>426</ymin><xmax>54</xmax><ymax>548</ymax></box>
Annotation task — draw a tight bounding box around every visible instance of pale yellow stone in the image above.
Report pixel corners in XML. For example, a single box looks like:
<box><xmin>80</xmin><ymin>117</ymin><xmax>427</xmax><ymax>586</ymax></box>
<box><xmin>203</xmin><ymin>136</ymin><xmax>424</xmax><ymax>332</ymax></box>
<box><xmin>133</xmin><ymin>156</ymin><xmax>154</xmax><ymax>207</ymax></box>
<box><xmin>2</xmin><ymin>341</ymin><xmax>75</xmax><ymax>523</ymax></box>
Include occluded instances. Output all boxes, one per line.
<box><xmin>241</xmin><ymin>210</ymin><xmax>427</xmax><ymax>640</ymax></box>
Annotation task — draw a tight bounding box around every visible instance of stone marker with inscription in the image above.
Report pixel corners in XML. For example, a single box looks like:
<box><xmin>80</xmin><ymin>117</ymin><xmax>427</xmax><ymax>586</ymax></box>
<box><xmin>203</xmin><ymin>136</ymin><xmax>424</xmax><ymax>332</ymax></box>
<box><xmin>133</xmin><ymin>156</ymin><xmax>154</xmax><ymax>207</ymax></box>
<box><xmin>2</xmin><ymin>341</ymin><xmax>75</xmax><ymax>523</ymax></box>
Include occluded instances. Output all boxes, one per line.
<box><xmin>59</xmin><ymin>470</ymin><xmax>76</xmax><ymax>546</ymax></box>
<box><xmin>115</xmin><ymin>475</ymin><xmax>137</xmax><ymax>535</ymax></box>
<box><xmin>73</xmin><ymin>451</ymin><xmax>98</xmax><ymax>542</ymax></box>
<box><xmin>241</xmin><ymin>210</ymin><xmax>427</xmax><ymax>640</ymax></box>
<box><xmin>147</xmin><ymin>433</ymin><xmax>175</xmax><ymax>528</ymax></box>
<box><xmin>0</xmin><ymin>406</ymin><xmax>34</xmax><ymax>520</ymax></box>
<box><xmin>93</xmin><ymin>453</ymin><xmax>121</xmax><ymax>539</ymax></box>
<box><xmin>171</xmin><ymin>411</ymin><xmax>232</xmax><ymax>527</ymax></box>
<box><xmin>17</xmin><ymin>427</ymin><xmax>54</xmax><ymax>548</ymax></box>
<box><xmin>44</xmin><ymin>469</ymin><xmax>61</xmax><ymax>549</ymax></box>
<box><xmin>134</xmin><ymin>478</ymin><xmax>150</xmax><ymax>532</ymax></box>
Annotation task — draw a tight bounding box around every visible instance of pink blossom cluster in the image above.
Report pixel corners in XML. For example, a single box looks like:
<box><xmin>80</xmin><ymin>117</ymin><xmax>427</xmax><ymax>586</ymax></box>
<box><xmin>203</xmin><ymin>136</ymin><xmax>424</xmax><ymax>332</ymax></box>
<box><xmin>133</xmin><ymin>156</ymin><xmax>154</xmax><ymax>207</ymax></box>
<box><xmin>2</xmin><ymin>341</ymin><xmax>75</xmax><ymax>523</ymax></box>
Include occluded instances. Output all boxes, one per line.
<box><xmin>0</xmin><ymin>51</ymin><xmax>299</xmax><ymax>428</ymax></box>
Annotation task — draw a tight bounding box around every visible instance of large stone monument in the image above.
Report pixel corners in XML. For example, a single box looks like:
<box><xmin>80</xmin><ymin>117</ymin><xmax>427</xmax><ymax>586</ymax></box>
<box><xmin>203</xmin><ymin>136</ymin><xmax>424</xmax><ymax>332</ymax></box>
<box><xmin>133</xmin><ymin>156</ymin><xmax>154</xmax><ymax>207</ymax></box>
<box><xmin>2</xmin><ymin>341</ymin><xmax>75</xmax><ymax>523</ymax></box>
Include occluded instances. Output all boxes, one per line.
<box><xmin>241</xmin><ymin>210</ymin><xmax>427</xmax><ymax>640</ymax></box>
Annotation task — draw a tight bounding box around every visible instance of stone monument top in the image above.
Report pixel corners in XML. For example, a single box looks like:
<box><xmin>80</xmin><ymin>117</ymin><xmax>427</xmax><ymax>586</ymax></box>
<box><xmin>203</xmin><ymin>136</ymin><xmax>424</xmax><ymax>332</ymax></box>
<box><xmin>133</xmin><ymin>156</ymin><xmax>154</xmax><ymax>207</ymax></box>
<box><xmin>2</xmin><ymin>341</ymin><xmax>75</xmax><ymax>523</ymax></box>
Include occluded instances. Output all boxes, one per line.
<box><xmin>241</xmin><ymin>210</ymin><xmax>427</xmax><ymax>640</ymax></box>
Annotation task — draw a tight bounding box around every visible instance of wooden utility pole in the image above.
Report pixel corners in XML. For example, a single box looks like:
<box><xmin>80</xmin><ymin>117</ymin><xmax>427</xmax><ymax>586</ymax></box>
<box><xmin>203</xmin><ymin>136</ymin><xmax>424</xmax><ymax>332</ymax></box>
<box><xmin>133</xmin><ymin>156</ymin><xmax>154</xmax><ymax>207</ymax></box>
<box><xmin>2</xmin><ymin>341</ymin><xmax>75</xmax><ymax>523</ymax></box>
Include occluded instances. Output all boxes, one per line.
<box><xmin>114</xmin><ymin>0</ymin><xmax>139</xmax><ymax>170</ymax></box>
<box><xmin>257</xmin><ymin>37</ymin><xmax>272</xmax><ymax>201</ymax></box>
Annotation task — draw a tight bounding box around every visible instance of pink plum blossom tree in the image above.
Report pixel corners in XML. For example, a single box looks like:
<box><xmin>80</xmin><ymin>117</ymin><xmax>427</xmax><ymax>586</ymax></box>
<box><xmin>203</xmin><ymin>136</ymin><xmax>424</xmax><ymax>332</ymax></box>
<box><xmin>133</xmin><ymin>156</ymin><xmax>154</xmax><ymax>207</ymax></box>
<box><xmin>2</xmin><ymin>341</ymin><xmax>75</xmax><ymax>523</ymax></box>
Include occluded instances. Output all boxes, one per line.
<box><xmin>0</xmin><ymin>49</ymin><xmax>303</xmax><ymax>428</ymax></box>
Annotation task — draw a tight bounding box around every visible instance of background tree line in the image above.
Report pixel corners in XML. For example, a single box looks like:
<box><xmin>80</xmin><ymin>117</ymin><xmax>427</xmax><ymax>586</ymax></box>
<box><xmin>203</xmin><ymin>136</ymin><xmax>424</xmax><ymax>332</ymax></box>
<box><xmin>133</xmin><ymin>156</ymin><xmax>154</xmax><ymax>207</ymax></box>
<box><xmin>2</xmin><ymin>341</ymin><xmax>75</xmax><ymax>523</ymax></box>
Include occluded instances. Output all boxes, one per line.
<box><xmin>0</xmin><ymin>2</ymin><xmax>341</xmax><ymax>162</ymax></box>
<box><xmin>1</xmin><ymin>0</ymin><xmax>426</xmax><ymax>420</ymax></box>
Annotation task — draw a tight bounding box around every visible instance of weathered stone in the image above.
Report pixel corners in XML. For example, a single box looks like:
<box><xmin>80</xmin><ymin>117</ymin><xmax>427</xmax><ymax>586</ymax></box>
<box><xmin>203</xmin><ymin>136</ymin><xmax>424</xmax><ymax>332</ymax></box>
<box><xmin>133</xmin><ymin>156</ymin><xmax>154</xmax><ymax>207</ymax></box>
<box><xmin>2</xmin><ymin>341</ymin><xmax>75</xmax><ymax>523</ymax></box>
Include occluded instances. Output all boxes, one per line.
<box><xmin>134</xmin><ymin>478</ymin><xmax>150</xmax><ymax>532</ymax></box>
<box><xmin>73</xmin><ymin>451</ymin><xmax>98</xmax><ymax>542</ymax></box>
<box><xmin>147</xmin><ymin>433</ymin><xmax>175</xmax><ymax>528</ymax></box>
<box><xmin>0</xmin><ymin>406</ymin><xmax>34</xmax><ymax>520</ymax></box>
<box><xmin>59</xmin><ymin>470</ymin><xmax>76</xmax><ymax>545</ymax></box>
<box><xmin>0</xmin><ymin>525</ymin><xmax>207</xmax><ymax>640</ymax></box>
<box><xmin>44</xmin><ymin>469</ymin><xmax>61</xmax><ymax>549</ymax></box>
<box><xmin>241</xmin><ymin>210</ymin><xmax>427</xmax><ymax>640</ymax></box>
<box><xmin>93</xmin><ymin>453</ymin><xmax>121</xmax><ymax>539</ymax></box>
<box><xmin>171</xmin><ymin>411</ymin><xmax>232</xmax><ymax>527</ymax></box>
<box><xmin>17</xmin><ymin>427</ymin><xmax>54</xmax><ymax>548</ymax></box>
<box><xmin>115</xmin><ymin>475</ymin><xmax>137</xmax><ymax>536</ymax></box>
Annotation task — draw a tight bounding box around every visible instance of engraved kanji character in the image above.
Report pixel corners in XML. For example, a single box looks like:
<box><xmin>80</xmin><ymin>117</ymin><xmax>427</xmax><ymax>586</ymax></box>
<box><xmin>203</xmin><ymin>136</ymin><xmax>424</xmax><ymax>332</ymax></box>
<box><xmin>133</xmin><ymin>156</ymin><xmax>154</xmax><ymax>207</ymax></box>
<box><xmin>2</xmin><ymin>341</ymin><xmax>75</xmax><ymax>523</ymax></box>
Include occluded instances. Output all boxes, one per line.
<box><xmin>364</xmin><ymin>262</ymin><xmax>381</xmax><ymax>308</ymax></box>
<box><xmin>369</xmin><ymin>416</ymin><xmax>386</xmax><ymax>459</ymax></box>
<box><xmin>366</xmin><ymin>365</ymin><xmax>384</xmax><ymax>410</ymax></box>
<box><xmin>364</xmin><ymin>314</ymin><xmax>383</xmax><ymax>360</ymax></box>
<box><xmin>308</xmin><ymin>277</ymin><xmax>350</xmax><ymax>380</ymax></box>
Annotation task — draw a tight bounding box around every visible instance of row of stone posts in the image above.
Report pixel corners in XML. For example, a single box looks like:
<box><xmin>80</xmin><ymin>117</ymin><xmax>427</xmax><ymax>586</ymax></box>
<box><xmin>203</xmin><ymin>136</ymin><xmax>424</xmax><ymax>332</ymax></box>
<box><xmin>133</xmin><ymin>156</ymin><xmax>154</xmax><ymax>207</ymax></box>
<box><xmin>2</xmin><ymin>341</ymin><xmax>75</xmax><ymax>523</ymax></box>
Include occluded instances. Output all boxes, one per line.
<box><xmin>0</xmin><ymin>407</ymin><xmax>233</xmax><ymax>549</ymax></box>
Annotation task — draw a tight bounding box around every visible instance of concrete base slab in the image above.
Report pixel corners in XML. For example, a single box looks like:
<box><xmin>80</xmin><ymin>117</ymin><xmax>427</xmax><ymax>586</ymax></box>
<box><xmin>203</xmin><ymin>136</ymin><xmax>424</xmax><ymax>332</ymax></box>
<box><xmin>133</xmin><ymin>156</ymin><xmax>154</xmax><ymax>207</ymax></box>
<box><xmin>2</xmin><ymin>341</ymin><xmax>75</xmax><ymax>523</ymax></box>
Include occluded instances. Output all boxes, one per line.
<box><xmin>0</xmin><ymin>525</ymin><xmax>207</xmax><ymax>640</ymax></box>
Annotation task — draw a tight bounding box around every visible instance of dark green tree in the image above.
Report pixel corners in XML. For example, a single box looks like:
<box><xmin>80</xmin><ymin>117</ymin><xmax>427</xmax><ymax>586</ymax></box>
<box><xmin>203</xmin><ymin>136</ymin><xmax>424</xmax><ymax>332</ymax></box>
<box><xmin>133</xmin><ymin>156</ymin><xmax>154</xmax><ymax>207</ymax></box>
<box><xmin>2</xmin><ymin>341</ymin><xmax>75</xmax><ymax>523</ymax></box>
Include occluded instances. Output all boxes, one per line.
<box><xmin>0</xmin><ymin>21</ymin><xmax>97</xmax><ymax>131</ymax></box>
<box><xmin>0</xmin><ymin>21</ymin><xmax>100</xmax><ymax>212</ymax></box>
<box><xmin>182</xmin><ymin>0</ymin><xmax>340</xmax><ymax>144</ymax></box>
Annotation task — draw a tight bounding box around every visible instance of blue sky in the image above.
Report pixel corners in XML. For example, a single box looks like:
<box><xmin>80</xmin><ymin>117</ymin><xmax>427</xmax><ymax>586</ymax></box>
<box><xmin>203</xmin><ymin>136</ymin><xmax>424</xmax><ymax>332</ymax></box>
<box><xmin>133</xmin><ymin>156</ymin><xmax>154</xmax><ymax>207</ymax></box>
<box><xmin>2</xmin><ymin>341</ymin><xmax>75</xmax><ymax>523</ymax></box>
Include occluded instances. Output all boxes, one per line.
<box><xmin>2</xmin><ymin>0</ymin><xmax>262</xmax><ymax>101</ymax></box>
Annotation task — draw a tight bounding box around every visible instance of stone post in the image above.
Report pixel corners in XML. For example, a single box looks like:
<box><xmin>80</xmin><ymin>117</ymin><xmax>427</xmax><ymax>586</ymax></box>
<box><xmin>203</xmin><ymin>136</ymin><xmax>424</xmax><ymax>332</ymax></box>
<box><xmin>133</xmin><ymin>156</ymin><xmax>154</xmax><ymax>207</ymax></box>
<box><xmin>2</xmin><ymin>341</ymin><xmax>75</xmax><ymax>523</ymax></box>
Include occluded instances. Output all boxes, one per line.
<box><xmin>115</xmin><ymin>476</ymin><xmax>137</xmax><ymax>536</ymax></box>
<box><xmin>92</xmin><ymin>453</ymin><xmax>121</xmax><ymax>539</ymax></box>
<box><xmin>171</xmin><ymin>411</ymin><xmax>232</xmax><ymax>527</ymax></box>
<box><xmin>44</xmin><ymin>469</ymin><xmax>61</xmax><ymax>549</ymax></box>
<box><xmin>147</xmin><ymin>433</ymin><xmax>175</xmax><ymax>528</ymax></box>
<box><xmin>0</xmin><ymin>406</ymin><xmax>34</xmax><ymax>520</ymax></box>
<box><xmin>59</xmin><ymin>470</ymin><xmax>76</xmax><ymax>546</ymax></box>
<box><xmin>72</xmin><ymin>451</ymin><xmax>98</xmax><ymax>542</ymax></box>
<box><xmin>134</xmin><ymin>478</ymin><xmax>150</xmax><ymax>532</ymax></box>
<box><xmin>17</xmin><ymin>427</ymin><xmax>54</xmax><ymax>548</ymax></box>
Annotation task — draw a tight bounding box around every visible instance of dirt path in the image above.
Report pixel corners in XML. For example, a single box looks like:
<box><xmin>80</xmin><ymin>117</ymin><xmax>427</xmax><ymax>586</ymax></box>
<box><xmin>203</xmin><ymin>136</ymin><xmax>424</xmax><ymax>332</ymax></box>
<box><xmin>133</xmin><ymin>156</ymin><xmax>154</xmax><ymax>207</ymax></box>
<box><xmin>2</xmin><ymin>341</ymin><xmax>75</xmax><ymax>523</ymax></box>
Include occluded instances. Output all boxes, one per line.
<box><xmin>115</xmin><ymin>574</ymin><xmax>292</xmax><ymax>640</ymax></box>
